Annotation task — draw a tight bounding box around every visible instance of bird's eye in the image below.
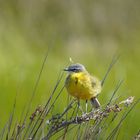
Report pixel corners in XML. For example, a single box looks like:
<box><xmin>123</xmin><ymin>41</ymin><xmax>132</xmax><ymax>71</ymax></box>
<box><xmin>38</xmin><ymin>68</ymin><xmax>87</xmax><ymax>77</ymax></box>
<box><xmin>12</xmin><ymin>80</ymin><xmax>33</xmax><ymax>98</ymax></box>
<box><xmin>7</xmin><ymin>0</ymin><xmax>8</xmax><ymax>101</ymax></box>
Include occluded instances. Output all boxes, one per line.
<box><xmin>72</xmin><ymin>68</ymin><xmax>76</xmax><ymax>71</ymax></box>
<box><xmin>73</xmin><ymin>68</ymin><xmax>80</xmax><ymax>72</ymax></box>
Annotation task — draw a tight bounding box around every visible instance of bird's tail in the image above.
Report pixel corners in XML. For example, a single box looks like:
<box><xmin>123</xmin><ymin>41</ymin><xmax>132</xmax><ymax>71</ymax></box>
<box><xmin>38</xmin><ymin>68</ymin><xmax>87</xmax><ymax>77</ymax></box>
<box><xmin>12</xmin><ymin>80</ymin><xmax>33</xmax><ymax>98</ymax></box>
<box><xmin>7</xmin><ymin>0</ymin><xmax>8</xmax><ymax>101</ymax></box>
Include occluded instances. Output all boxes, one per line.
<box><xmin>90</xmin><ymin>97</ymin><xmax>100</xmax><ymax>108</ymax></box>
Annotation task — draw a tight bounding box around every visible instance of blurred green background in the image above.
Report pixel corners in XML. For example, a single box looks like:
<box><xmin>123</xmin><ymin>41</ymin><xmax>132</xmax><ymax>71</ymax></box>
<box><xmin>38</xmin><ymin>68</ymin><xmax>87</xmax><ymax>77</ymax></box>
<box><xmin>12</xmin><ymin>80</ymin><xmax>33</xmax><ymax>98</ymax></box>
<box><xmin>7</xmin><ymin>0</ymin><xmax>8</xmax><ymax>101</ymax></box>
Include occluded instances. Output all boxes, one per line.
<box><xmin>0</xmin><ymin>0</ymin><xmax>140</xmax><ymax>139</ymax></box>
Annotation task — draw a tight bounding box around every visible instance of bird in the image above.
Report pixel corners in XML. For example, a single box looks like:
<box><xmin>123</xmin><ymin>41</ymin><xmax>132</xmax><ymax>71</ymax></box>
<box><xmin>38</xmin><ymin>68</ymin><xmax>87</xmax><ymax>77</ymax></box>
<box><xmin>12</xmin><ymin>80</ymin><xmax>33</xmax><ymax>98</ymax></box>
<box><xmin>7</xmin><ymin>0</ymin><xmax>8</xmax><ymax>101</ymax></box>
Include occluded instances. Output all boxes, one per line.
<box><xmin>64</xmin><ymin>63</ymin><xmax>102</xmax><ymax>109</ymax></box>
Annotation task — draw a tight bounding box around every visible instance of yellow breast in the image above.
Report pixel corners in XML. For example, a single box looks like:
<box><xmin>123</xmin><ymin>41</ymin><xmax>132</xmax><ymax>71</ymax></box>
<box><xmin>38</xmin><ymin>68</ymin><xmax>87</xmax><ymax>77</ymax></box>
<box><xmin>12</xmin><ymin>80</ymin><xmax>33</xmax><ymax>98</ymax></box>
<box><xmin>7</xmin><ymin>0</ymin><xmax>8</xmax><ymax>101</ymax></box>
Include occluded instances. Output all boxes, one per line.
<box><xmin>65</xmin><ymin>72</ymin><xmax>101</xmax><ymax>100</ymax></box>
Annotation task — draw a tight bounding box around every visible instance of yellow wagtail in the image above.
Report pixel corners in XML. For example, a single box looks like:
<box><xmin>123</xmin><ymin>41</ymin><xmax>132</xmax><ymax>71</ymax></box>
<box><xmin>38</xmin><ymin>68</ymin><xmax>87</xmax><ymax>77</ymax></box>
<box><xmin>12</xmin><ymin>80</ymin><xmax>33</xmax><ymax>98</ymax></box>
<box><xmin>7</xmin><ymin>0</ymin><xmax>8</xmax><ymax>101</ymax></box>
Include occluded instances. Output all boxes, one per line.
<box><xmin>64</xmin><ymin>63</ymin><xmax>101</xmax><ymax>108</ymax></box>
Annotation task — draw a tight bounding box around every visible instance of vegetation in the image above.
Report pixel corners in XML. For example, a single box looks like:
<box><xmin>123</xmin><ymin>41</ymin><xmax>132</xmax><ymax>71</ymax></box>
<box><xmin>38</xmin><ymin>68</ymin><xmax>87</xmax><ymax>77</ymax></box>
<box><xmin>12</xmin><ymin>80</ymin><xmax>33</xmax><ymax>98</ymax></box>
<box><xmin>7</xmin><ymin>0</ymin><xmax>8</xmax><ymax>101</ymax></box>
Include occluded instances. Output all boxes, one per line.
<box><xmin>0</xmin><ymin>0</ymin><xmax>140</xmax><ymax>139</ymax></box>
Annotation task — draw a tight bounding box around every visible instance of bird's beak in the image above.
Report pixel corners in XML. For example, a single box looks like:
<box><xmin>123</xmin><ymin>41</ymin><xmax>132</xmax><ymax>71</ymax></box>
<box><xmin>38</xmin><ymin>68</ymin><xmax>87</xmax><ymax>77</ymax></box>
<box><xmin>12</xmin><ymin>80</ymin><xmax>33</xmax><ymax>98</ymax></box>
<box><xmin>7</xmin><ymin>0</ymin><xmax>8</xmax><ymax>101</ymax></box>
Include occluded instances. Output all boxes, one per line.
<box><xmin>63</xmin><ymin>68</ymin><xmax>69</xmax><ymax>71</ymax></box>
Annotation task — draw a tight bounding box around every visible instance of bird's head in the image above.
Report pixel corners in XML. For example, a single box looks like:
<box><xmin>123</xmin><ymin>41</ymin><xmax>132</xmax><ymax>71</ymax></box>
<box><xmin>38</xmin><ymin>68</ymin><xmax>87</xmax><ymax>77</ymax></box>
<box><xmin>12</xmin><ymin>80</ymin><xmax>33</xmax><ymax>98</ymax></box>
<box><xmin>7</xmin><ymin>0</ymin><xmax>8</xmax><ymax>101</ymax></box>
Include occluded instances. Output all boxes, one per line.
<box><xmin>64</xmin><ymin>63</ymin><xmax>86</xmax><ymax>73</ymax></box>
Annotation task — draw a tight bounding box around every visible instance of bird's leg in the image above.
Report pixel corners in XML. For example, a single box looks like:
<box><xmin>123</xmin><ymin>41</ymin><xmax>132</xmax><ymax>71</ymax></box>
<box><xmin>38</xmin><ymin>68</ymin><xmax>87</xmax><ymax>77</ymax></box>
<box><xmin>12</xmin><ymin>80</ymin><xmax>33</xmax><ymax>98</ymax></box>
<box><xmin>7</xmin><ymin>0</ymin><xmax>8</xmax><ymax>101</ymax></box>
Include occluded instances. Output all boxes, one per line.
<box><xmin>76</xmin><ymin>100</ymin><xmax>85</xmax><ymax>122</ymax></box>
<box><xmin>78</xmin><ymin>100</ymin><xmax>84</xmax><ymax>114</ymax></box>
<box><xmin>75</xmin><ymin>99</ymin><xmax>80</xmax><ymax>123</ymax></box>
<box><xmin>86</xmin><ymin>100</ymin><xmax>88</xmax><ymax>113</ymax></box>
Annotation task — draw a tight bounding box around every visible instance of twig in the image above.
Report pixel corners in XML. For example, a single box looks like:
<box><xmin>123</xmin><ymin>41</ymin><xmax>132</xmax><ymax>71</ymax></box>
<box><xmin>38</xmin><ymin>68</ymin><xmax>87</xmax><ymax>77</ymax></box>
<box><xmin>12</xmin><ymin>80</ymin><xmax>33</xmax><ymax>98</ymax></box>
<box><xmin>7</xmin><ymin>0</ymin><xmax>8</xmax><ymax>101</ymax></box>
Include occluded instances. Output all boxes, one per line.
<box><xmin>42</xmin><ymin>96</ymin><xmax>135</xmax><ymax>140</ymax></box>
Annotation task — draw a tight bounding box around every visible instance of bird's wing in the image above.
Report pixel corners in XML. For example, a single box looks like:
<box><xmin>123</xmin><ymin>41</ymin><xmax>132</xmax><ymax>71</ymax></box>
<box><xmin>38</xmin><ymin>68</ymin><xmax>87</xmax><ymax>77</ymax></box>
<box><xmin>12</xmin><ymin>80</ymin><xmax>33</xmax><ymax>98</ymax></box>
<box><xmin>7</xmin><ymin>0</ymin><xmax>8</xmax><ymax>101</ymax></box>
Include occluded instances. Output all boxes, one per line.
<box><xmin>90</xmin><ymin>75</ymin><xmax>102</xmax><ymax>95</ymax></box>
<box><xmin>90</xmin><ymin>75</ymin><xmax>98</xmax><ymax>87</ymax></box>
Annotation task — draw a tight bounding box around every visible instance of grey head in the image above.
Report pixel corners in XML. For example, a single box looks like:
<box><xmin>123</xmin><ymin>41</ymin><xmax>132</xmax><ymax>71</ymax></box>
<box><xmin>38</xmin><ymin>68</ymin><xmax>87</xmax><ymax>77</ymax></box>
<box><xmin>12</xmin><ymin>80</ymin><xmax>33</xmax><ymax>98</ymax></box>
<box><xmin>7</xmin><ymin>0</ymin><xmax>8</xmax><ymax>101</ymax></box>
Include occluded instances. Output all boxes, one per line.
<box><xmin>64</xmin><ymin>63</ymin><xmax>86</xmax><ymax>73</ymax></box>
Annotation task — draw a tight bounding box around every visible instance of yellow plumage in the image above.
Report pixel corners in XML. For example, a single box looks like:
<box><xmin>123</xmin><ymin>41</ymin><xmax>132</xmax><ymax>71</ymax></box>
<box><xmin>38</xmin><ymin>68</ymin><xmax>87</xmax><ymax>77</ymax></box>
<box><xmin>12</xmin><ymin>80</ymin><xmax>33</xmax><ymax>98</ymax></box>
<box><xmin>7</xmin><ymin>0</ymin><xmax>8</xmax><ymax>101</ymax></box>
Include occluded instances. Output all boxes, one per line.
<box><xmin>65</xmin><ymin>71</ymin><xmax>101</xmax><ymax>100</ymax></box>
<box><xmin>64</xmin><ymin>63</ymin><xmax>102</xmax><ymax>108</ymax></box>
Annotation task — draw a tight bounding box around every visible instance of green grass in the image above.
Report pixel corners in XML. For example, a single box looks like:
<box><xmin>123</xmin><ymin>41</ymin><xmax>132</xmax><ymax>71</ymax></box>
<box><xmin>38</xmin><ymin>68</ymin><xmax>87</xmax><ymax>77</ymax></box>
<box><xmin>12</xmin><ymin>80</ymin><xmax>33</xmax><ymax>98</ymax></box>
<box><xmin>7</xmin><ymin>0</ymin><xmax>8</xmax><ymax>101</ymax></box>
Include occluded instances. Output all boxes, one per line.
<box><xmin>0</xmin><ymin>0</ymin><xmax>140</xmax><ymax>139</ymax></box>
<box><xmin>0</xmin><ymin>45</ymin><xmax>139</xmax><ymax>139</ymax></box>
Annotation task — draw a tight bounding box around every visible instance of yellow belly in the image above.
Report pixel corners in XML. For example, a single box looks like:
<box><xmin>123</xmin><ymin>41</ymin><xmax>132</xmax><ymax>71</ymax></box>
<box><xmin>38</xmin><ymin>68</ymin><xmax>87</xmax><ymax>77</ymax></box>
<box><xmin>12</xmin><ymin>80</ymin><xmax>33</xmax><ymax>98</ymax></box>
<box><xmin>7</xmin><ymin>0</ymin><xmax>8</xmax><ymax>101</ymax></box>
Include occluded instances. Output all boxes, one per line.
<box><xmin>65</xmin><ymin>72</ymin><xmax>101</xmax><ymax>100</ymax></box>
